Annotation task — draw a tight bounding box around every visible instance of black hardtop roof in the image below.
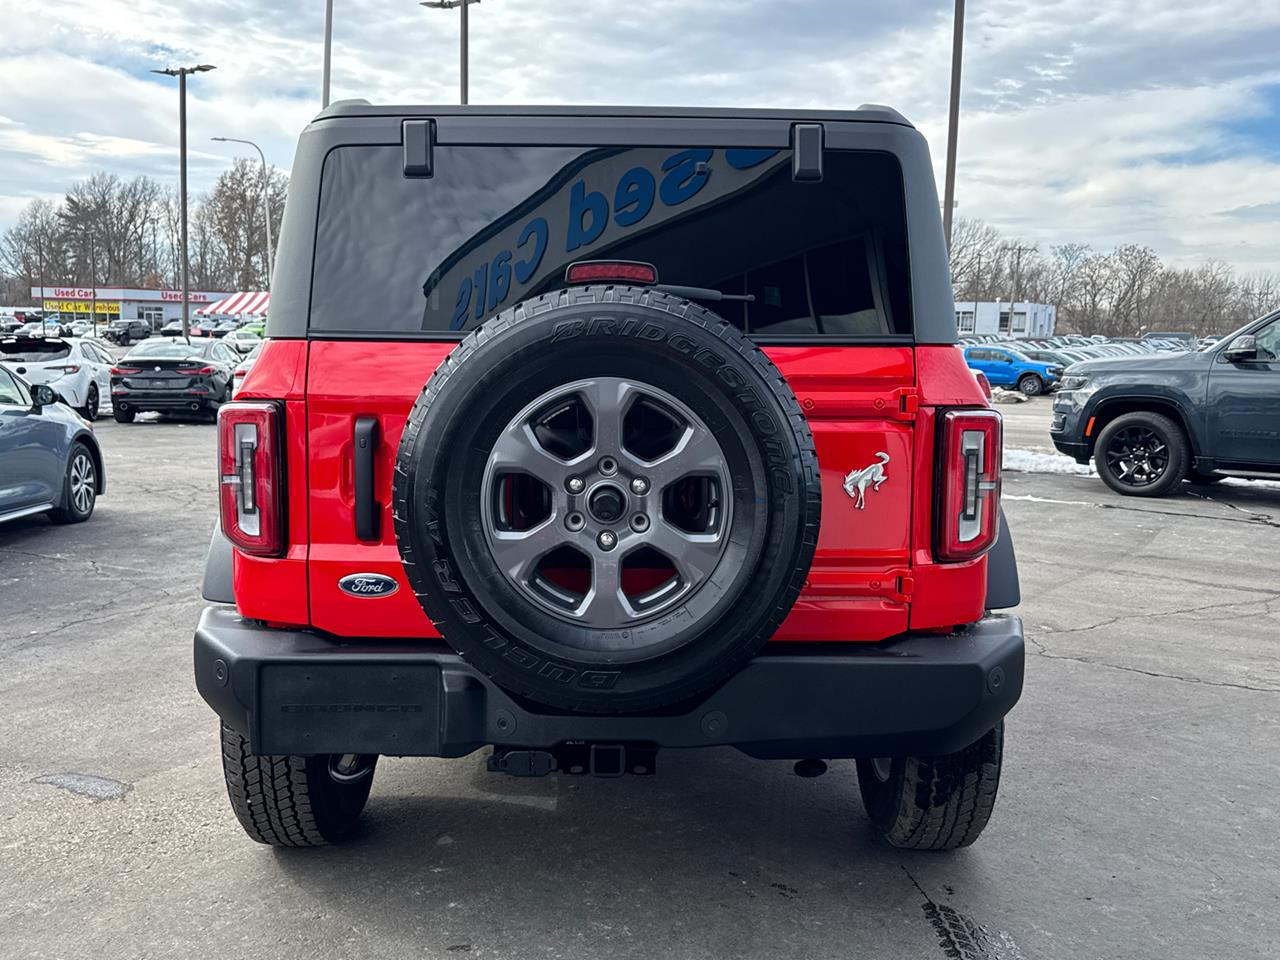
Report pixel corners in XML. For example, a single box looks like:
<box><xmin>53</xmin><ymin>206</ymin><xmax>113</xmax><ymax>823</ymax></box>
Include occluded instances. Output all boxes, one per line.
<box><xmin>313</xmin><ymin>101</ymin><xmax>913</xmax><ymax>127</ymax></box>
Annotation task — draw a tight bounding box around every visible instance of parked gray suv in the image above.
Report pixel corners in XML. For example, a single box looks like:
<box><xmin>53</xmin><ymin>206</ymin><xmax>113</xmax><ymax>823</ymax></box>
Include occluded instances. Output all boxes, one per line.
<box><xmin>1051</xmin><ymin>311</ymin><xmax>1280</xmax><ymax>496</ymax></box>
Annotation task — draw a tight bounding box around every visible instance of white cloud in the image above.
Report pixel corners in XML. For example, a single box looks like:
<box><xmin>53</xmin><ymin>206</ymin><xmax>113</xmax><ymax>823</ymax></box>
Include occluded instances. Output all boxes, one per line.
<box><xmin>2</xmin><ymin>0</ymin><xmax>1279</xmax><ymax>273</ymax></box>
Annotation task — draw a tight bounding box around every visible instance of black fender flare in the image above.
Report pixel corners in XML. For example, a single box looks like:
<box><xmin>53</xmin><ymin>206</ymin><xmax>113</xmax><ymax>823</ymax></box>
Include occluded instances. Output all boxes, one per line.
<box><xmin>202</xmin><ymin>521</ymin><xmax>236</xmax><ymax>604</ymax></box>
<box><xmin>985</xmin><ymin>507</ymin><xmax>1020</xmax><ymax>610</ymax></box>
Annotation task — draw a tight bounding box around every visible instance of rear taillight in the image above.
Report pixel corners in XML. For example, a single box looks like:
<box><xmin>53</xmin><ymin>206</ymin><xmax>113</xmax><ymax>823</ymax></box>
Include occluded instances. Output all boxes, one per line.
<box><xmin>936</xmin><ymin>409</ymin><xmax>1002</xmax><ymax>562</ymax></box>
<box><xmin>233</xmin><ymin>368</ymin><xmax>247</xmax><ymax>377</ymax></box>
<box><xmin>112</xmin><ymin>366</ymin><xmax>141</xmax><ymax>375</ymax></box>
<box><xmin>218</xmin><ymin>401</ymin><xmax>284</xmax><ymax>556</ymax></box>
<box><xmin>50</xmin><ymin>365</ymin><xmax>80</xmax><ymax>375</ymax></box>
<box><xmin>972</xmin><ymin>370</ymin><xmax>992</xmax><ymax>400</ymax></box>
<box><xmin>181</xmin><ymin>365</ymin><xmax>217</xmax><ymax>375</ymax></box>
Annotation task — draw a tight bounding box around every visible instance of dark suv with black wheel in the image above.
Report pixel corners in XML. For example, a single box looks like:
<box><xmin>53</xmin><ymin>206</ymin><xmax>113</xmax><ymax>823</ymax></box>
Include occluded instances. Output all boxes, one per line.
<box><xmin>1051</xmin><ymin>311</ymin><xmax>1280</xmax><ymax>496</ymax></box>
<box><xmin>196</xmin><ymin>103</ymin><xmax>1024</xmax><ymax>851</ymax></box>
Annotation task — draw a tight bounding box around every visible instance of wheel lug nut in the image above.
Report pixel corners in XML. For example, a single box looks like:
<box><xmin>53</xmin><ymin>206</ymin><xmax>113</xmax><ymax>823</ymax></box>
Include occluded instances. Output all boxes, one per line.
<box><xmin>630</xmin><ymin>477</ymin><xmax>649</xmax><ymax>495</ymax></box>
<box><xmin>566</xmin><ymin>476</ymin><xmax>585</xmax><ymax>493</ymax></box>
<box><xmin>597</xmin><ymin>530</ymin><xmax>617</xmax><ymax>550</ymax></box>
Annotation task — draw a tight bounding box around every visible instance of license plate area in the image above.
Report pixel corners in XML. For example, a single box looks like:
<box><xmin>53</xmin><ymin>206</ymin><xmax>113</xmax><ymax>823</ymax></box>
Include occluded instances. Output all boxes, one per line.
<box><xmin>257</xmin><ymin>662</ymin><xmax>441</xmax><ymax>755</ymax></box>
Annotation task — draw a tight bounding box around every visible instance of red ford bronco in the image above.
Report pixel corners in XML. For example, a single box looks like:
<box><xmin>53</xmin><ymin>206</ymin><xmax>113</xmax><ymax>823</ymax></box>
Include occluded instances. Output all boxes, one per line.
<box><xmin>196</xmin><ymin>104</ymin><xmax>1023</xmax><ymax>851</ymax></box>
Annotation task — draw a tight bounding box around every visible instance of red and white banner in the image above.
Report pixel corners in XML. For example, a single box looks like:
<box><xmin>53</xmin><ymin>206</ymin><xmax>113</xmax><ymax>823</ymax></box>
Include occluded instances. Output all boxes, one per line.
<box><xmin>195</xmin><ymin>291</ymin><xmax>270</xmax><ymax>317</ymax></box>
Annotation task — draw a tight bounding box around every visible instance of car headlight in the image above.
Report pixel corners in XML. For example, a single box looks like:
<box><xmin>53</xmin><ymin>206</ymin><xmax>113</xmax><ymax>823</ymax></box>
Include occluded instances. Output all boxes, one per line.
<box><xmin>1059</xmin><ymin>374</ymin><xmax>1089</xmax><ymax>391</ymax></box>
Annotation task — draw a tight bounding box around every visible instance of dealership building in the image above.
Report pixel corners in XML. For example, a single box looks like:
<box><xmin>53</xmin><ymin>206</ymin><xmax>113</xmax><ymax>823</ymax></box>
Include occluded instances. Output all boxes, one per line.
<box><xmin>31</xmin><ymin>285</ymin><xmax>235</xmax><ymax>328</ymax></box>
<box><xmin>953</xmin><ymin>300</ymin><xmax>1057</xmax><ymax>338</ymax></box>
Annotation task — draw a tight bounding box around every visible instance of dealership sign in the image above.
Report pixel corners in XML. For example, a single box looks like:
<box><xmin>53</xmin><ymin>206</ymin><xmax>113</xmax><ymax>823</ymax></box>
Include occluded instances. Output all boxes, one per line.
<box><xmin>30</xmin><ymin>286</ymin><xmax>230</xmax><ymax>303</ymax></box>
<box><xmin>47</xmin><ymin>300</ymin><xmax>121</xmax><ymax>315</ymax></box>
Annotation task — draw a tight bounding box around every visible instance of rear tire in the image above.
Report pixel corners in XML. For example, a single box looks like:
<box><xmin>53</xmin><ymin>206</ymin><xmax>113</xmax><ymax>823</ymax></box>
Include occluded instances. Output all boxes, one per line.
<box><xmin>1016</xmin><ymin>373</ymin><xmax>1044</xmax><ymax>396</ymax></box>
<box><xmin>48</xmin><ymin>442</ymin><xmax>97</xmax><ymax>524</ymax></box>
<box><xmin>219</xmin><ymin>723</ymin><xmax>376</xmax><ymax>847</ymax></box>
<box><xmin>856</xmin><ymin>721</ymin><xmax>1004</xmax><ymax>851</ymax></box>
<box><xmin>80</xmin><ymin>384</ymin><xmax>99</xmax><ymax>422</ymax></box>
<box><xmin>113</xmin><ymin>407</ymin><xmax>135</xmax><ymax>423</ymax></box>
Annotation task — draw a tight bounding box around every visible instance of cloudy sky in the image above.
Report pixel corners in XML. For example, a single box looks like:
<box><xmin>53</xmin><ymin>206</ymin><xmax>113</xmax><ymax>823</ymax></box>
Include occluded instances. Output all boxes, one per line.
<box><xmin>3</xmin><ymin>0</ymin><xmax>1279</xmax><ymax>272</ymax></box>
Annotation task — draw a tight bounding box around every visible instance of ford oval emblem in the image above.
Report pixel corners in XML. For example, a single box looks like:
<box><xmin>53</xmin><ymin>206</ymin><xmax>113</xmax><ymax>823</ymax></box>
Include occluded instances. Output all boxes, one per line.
<box><xmin>338</xmin><ymin>573</ymin><xmax>400</xmax><ymax>598</ymax></box>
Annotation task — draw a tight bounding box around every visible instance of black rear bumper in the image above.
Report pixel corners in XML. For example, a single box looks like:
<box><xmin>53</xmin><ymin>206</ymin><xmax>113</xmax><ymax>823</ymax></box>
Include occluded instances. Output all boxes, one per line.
<box><xmin>194</xmin><ymin>607</ymin><xmax>1024</xmax><ymax>760</ymax></box>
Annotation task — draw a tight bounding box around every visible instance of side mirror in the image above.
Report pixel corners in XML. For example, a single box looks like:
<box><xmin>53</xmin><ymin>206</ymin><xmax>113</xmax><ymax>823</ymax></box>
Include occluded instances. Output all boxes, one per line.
<box><xmin>31</xmin><ymin>384</ymin><xmax>57</xmax><ymax>408</ymax></box>
<box><xmin>1222</xmin><ymin>334</ymin><xmax>1258</xmax><ymax>363</ymax></box>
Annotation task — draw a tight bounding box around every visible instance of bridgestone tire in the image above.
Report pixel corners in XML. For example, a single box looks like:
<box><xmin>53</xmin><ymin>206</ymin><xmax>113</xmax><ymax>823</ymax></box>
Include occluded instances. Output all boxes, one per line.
<box><xmin>220</xmin><ymin>723</ymin><xmax>376</xmax><ymax>847</ymax></box>
<box><xmin>393</xmin><ymin>285</ymin><xmax>821</xmax><ymax>713</ymax></box>
<box><xmin>856</xmin><ymin>721</ymin><xmax>1004</xmax><ymax>851</ymax></box>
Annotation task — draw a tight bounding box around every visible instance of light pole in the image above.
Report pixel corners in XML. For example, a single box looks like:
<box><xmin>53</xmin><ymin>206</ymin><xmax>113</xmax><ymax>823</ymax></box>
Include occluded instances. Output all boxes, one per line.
<box><xmin>37</xmin><ymin>237</ymin><xmax>46</xmax><ymax>337</ymax></box>
<box><xmin>212</xmin><ymin>137</ymin><xmax>274</xmax><ymax>290</ymax></box>
<box><xmin>322</xmin><ymin>0</ymin><xmax>334</xmax><ymax>107</ymax></box>
<box><xmin>421</xmin><ymin>0</ymin><xmax>481</xmax><ymax>104</ymax></box>
<box><xmin>151</xmin><ymin>64</ymin><xmax>216</xmax><ymax>343</ymax></box>
<box><xmin>942</xmin><ymin>0</ymin><xmax>965</xmax><ymax>251</ymax></box>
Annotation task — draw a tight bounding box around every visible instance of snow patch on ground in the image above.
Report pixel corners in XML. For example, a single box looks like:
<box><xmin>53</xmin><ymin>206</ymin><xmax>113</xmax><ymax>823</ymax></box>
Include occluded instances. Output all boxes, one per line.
<box><xmin>1223</xmin><ymin>477</ymin><xmax>1280</xmax><ymax>490</ymax></box>
<box><xmin>1003</xmin><ymin>449</ymin><xmax>1094</xmax><ymax>476</ymax></box>
<box><xmin>1002</xmin><ymin>447</ymin><xmax>1280</xmax><ymax>490</ymax></box>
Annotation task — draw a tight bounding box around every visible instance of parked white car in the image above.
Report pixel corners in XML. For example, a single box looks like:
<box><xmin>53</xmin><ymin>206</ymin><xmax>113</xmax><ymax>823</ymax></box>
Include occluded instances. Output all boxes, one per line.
<box><xmin>0</xmin><ymin>336</ymin><xmax>115</xmax><ymax>421</ymax></box>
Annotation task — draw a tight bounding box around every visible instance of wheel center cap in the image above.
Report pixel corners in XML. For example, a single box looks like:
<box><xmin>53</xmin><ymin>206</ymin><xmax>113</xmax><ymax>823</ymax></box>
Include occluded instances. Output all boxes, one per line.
<box><xmin>588</xmin><ymin>484</ymin><xmax>626</xmax><ymax>523</ymax></box>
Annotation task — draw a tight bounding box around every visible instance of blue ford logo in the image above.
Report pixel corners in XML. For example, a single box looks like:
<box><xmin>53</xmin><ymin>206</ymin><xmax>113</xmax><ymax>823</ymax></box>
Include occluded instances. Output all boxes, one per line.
<box><xmin>338</xmin><ymin>573</ymin><xmax>400</xmax><ymax>598</ymax></box>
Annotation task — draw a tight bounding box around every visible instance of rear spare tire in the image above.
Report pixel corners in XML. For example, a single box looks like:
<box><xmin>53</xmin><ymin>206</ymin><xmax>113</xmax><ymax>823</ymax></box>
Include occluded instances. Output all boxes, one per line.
<box><xmin>393</xmin><ymin>286</ymin><xmax>820</xmax><ymax>713</ymax></box>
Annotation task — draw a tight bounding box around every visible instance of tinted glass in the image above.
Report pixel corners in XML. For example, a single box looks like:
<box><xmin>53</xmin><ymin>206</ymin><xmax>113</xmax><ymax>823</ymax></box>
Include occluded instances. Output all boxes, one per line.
<box><xmin>312</xmin><ymin>144</ymin><xmax>911</xmax><ymax>337</ymax></box>
<box><xmin>127</xmin><ymin>340</ymin><xmax>208</xmax><ymax>359</ymax></box>
<box><xmin>1</xmin><ymin>340</ymin><xmax>72</xmax><ymax>362</ymax></box>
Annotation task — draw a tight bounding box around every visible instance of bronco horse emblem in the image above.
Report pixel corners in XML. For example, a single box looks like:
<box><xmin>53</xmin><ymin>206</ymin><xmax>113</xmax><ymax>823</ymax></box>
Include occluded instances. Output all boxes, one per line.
<box><xmin>842</xmin><ymin>452</ymin><xmax>890</xmax><ymax>509</ymax></box>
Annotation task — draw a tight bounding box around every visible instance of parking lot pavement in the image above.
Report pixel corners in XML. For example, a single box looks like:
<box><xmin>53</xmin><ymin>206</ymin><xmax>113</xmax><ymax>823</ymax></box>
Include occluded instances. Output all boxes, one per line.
<box><xmin>997</xmin><ymin>394</ymin><xmax>1061</xmax><ymax>453</ymax></box>
<box><xmin>2</xmin><ymin>419</ymin><xmax>1278</xmax><ymax>960</ymax></box>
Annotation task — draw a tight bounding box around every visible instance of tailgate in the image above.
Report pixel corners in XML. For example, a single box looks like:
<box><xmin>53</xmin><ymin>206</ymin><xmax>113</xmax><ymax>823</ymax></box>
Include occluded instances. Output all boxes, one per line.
<box><xmin>304</xmin><ymin>342</ymin><xmax>916</xmax><ymax>642</ymax></box>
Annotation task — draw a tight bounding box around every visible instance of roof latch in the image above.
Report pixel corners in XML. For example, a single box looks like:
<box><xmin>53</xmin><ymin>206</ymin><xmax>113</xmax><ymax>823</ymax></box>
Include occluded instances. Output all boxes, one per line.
<box><xmin>791</xmin><ymin>123</ymin><xmax>824</xmax><ymax>182</ymax></box>
<box><xmin>403</xmin><ymin>119</ymin><xmax>435</xmax><ymax>178</ymax></box>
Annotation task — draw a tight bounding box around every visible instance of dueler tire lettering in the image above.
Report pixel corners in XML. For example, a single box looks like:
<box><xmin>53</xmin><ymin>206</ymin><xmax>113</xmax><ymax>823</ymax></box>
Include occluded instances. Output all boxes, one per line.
<box><xmin>392</xmin><ymin>284</ymin><xmax>820</xmax><ymax>714</ymax></box>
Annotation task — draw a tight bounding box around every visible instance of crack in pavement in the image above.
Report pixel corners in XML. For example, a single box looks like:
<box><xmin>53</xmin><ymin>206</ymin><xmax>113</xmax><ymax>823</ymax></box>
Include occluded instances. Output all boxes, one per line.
<box><xmin>6</xmin><ymin>596</ymin><xmax>194</xmax><ymax>650</ymax></box>
<box><xmin>1025</xmin><ymin>634</ymin><xmax>1280</xmax><ymax>695</ymax></box>
<box><xmin>1006</xmin><ymin>487</ymin><xmax>1280</xmax><ymax>528</ymax></box>
<box><xmin>1038</xmin><ymin>595</ymin><xmax>1280</xmax><ymax>636</ymax></box>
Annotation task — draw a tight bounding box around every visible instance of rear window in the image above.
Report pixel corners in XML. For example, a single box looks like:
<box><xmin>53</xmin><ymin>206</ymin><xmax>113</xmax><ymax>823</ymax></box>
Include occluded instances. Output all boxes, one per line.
<box><xmin>0</xmin><ymin>339</ymin><xmax>71</xmax><ymax>362</ymax></box>
<box><xmin>127</xmin><ymin>340</ymin><xmax>211</xmax><ymax>359</ymax></box>
<box><xmin>311</xmin><ymin>144</ymin><xmax>912</xmax><ymax>338</ymax></box>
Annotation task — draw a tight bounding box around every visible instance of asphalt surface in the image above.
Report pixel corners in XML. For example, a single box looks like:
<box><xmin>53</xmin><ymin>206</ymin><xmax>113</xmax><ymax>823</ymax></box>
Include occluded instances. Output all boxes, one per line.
<box><xmin>2</xmin><ymin>406</ymin><xmax>1279</xmax><ymax>960</ymax></box>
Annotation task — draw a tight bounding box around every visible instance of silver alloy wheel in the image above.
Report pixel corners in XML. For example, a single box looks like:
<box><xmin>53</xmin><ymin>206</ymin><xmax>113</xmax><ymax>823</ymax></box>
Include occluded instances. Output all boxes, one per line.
<box><xmin>70</xmin><ymin>451</ymin><xmax>95</xmax><ymax>516</ymax></box>
<box><xmin>481</xmin><ymin>377</ymin><xmax>732</xmax><ymax>629</ymax></box>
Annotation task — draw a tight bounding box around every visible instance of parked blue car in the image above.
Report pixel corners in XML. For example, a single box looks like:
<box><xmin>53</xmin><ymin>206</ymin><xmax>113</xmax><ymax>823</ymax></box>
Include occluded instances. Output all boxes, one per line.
<box><xmin>962</xmin><ymin>345</ymin><xmax>1065</xmax><ymax>396</ymax></box>
<box><xmin>0</xmin><ymin>365</ymin><xmax>105</xmax><ymax>526</ymax></box>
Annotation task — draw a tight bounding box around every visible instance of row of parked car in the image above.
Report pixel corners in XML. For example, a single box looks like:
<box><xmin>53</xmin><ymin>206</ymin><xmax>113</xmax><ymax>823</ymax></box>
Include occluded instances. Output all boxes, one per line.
<box><xmin>0</xmin><ymin>327</ymin><xmax>261</xmax><ymax>423</ymax></box>
<box><xmin>0</xmin><ymin>314</ymin><xmax>266</xmax><ymax>347</ymax></box>
<box><xmin>959</xmin><ymin>333</ymin><xmax>1195</xmax><ymax>396</ymax></box>
<box><xmin>0</xmin><ymin>325</ymin><xmax>266</xmax><ymax>530</ymax></box>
